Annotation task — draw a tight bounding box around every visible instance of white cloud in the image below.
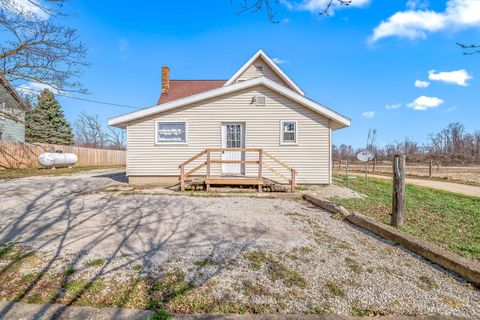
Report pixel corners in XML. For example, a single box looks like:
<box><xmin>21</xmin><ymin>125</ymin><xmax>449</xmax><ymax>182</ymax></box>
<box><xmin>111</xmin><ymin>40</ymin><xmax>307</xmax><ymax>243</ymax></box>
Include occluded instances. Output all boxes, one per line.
<box><xmin>406</xmin><ymin>0</ymin><xmax>429</xmax><ymax>10</ymax></box>
<box><xmin>281</xmin><ymin>0</ymin><xmax>370</xmax><ymax>14</ymax></box>
<box><xmin>428</xmin><ymin>69</ymin><xmax>472</xmax><ymax>86</ymax></box>
<box><xmin>0</xmin><ymin>0</ymin><xmax>50</xmax><ymax>20</ymax></box>
<box><xmin>17</xmin><ymin>82</ymin><xmax>60</xmax><ymax>95</ymax></box>
<box><xmin>385</xmin><ymin>103</ymin><xmax>401</xmax><ymax>110</ymax></box>
<box><xmin>272</xmin><ymin>57</ymin><xmax>288</xmax><ymax>65</ymax></box>
<box><xmin>442</xmin><ymin>106</ymin><xmax>457</xmax><ymax>113</ymax></box>
<box><xmin>407</xmin><ymin>96</ymin><xmax>443</xmax><ymax>111</ymax></box>
<box><xmin>414</xmin><ymin>80</ymin><xmax>430</xmax><ymax>88</ymax></box>
<box><xmin>370</xmin><ymin>0</ymin><xmax>480</xmax><ymax>42</ymax></box>
<box><xmin>362</xmin><ymin>111</ymin><xmax>375</xmax><ymax>118</ymax></box>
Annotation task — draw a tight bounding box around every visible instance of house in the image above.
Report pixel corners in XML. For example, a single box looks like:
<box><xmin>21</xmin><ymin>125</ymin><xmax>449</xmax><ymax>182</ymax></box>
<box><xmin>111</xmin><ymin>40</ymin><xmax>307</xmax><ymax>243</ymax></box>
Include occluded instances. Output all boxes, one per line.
<box><xmin>108</xmin><ymin>50</ymin><xmax>350</xmax><ymax>190</ymax></box>
<box><xmin>0</xmin><ymin>76</ymin><xmax>28</xmax><ymax>142</ymax></box>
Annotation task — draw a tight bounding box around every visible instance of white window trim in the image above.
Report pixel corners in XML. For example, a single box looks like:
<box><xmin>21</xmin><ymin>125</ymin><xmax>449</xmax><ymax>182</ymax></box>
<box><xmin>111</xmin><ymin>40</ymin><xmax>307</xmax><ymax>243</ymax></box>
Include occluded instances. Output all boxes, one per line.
<box><xmin>155</xmin><ymin>120</ymin><xmax>188</xmax><ymax>145</ymax></box>
<box><xmin>280</xmin><ymin>120</ymin><xmax>298</xmax><ymax>145</ymax></box>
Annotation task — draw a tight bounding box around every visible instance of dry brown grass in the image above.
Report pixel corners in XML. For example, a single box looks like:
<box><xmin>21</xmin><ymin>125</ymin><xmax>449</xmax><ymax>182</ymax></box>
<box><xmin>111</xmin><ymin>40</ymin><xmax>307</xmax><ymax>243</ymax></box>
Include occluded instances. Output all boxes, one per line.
<box><xmin>336</xmin><ymin>162</ymin><xmax>480</xmax><ymax>186</ymax></box>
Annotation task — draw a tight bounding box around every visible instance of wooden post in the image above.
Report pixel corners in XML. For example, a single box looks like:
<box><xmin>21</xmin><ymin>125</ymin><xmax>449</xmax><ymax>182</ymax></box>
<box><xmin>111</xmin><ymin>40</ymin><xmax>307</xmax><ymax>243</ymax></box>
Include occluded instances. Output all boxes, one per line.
<box><xmin>429</xmin><ymin>159</ymin><xmax>432</xmax><ymax>178</ymax></box>
<box><xmin>345</xmin><ymin>160</ymin><xmax>349</xmax><ymax>189</ymax></box>
<box><xmin>258</xmin><ymin>149</ymin><xmax>263</xmax><ymax>192</ymax></box>
<box><xmin>391</xmin><ymin>154</ymin><xmax>405</xmax><ymax>227</ymax></box>
<box><xmin>206</xmin><ymin>150</ymin><xmax>211</xmax><ymax>191</ymax></box>
<box><xmin>365</xmin><ymin>161</ymin><xmax>368</xmax><ymax>186</ymax></box>
<box><xmin>290</xmin><ymin>170</ymin><xmax>296</xmax><ymax>193</ymax></box>
<box><xmin>180</xmin><ymin>165</ymin><xmax>185</xmax><ymax>191</ymax></box>
<box><xmin>373</xmin><ymin>158</ymin><xmax>376</xmax><ymax>173</ymax></box>
<box><xmin>338</xmin><ymin>160</ymin><xmax>341</xmax><ymax>170</ymax></box>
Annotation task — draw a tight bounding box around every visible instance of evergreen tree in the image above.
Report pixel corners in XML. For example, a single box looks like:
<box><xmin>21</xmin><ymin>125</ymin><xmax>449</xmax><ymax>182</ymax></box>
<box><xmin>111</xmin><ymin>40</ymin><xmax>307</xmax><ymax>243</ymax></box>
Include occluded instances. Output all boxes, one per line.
<box><xmin>25</xmin><ymin>89</ymin><xmax>74</xmax><ymax>145</ymax></box>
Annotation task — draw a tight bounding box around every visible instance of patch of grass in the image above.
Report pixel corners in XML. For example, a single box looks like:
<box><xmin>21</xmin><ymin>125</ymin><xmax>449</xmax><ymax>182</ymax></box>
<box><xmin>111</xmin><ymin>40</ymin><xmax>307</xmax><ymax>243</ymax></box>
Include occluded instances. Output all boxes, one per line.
<box><xmin>148</xmin><ymin>309</ymin><xmax>172</xmax><ymax>320</ymax></box>
<box><xmin>249</xmin><ymin>262</ymin><xmax>262</xmax><ymax>271</ymax></box>
<box><xmin>267</xmin><ymin>259</ymin><xmax>306</xmax><ymax>288</ymax></box>
<box><xmin>0</xmin><ymin>166</ymin><xmax>124</xmax><ymax>180</ymax></box>
<box><xmin>63</xmin><ymin>267</ymin><xmax>76</xmax><ymax>276</ymax></box>
<box><xmin>87</xmin><ymin>259</ymin><xmax>104</xmax><ymax>267</ymax></box>
<box><xmin>332</xmin><ymin>174</ymin><xmax>480</xmax><ymax>260</ymax></box>
<box><xmin>419</xmin><ymin>275</ymin><xmax>439</xmax><ymax>289</ymax></box>
<box><xmin>244</xmin><ymin>250</ymin><xmax>306</xmax><ymax>288</ymax></box>
<box><xmin>345</xmin><ymin>257</ymin><xmax>363</xmax><ymax>273</ymax></box>
<box><xmin>292</xmin><ymin>246</ymin><xmax>313</xmax><ymax>254</ymax></box>
<box><xmin>351</xmin><ymin>307</ymin><xmax>371</xmax><ymax>316</ymax></box>
<box><xmin>326</xmin><ymin>281</ymin><xmax>345</xmax><ymax>297</ymax></box>
<box><xmin>0</xmin><ymin>244</ymin><xmax>14</xmax><ymax>259</ymax></box>
<box><xmin>242</xmin><ymin>280</ymin><xmax>272</xmax><ymax>297</ymax></box>
<box><xmin>19</xmin><ymin>273</ymin><xmax>37</xmax><ymax>284</ymax></box>
<box><xmin>194</xmin><ymin>257</ymin><xmax>215</xmax><ymax>268</ymax></box>
<box><xmin>133</xmin><ymin>264</ymin><xmax>143</xmax><ymax>271</ymax></box>
<box><xmin>309</xmin><ymin>306</ymin><xmax>327</xmax><ymax>315</ymax></box>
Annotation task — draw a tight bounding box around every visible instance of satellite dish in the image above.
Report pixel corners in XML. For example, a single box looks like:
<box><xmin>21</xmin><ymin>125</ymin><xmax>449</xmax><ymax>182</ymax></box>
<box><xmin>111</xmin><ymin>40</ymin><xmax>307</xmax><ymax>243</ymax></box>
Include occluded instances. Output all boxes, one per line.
<box><xmin>357</xmin><ymin>150</ymin><xmax>375</xmax><ymax>162</ymax></box>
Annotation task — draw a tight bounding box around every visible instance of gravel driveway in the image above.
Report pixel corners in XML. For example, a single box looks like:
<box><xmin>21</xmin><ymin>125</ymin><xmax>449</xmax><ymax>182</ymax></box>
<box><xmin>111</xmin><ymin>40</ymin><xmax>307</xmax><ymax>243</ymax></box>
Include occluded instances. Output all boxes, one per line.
<box><xmin>0</xmin><ymin>170</ymin><xmax>478</xmax><ymax>317</ymax></box>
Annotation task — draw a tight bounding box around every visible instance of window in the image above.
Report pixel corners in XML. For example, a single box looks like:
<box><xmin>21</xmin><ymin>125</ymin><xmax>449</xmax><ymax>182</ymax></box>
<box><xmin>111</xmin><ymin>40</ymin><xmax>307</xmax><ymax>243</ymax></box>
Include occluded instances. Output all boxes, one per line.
<box><xmin>280</xmin><ymin>120</ymin><xmax>297</xmax><ymax>144</ymax></box>
<box><xmin>255</xmin><ymin>96</ymin><xmax>266</xmax><ymax>106</ymax></box>
<box><xmin>156</xmin><ymin>121</ymin><xmax>186</xmax><ymax>143</ymax></box>
<box><xmin>0</xmin><ymin>131</ymin><xmax>3</xmax><ymax>140</ymax></box>
<box><xmin>255</xmin><ymin>65</ymin><xmax>263</xmax><ymax>73</ymax></box>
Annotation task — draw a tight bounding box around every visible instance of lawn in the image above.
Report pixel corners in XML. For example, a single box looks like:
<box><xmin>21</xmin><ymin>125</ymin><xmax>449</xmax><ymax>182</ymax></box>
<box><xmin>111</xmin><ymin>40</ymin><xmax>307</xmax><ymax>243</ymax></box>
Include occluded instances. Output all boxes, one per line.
<box><xmin>0</xmin><ymin>166</ymin><xmax>124</xmax><ymax>180</ymax></box>
<box><xmin>332</xmin><ymin>174</ymin><xmax>480</xmax><ymax>260</ymax></box>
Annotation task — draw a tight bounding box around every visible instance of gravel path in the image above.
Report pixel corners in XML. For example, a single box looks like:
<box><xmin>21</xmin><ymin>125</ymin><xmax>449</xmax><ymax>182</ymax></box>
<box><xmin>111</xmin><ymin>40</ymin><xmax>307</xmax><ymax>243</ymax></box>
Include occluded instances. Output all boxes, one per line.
<box><xmin>0</xmin><ymin>170</ymin><xmax>478</xmax><ymax>317</ymax></box>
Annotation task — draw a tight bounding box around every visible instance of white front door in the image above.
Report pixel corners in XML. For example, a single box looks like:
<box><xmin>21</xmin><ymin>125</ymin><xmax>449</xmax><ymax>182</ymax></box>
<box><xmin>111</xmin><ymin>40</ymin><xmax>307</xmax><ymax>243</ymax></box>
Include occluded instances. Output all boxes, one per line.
<box><xmin>221</xmin><ymin>123</ymin><xmax>245</xmax><ymax>175</ymax></box>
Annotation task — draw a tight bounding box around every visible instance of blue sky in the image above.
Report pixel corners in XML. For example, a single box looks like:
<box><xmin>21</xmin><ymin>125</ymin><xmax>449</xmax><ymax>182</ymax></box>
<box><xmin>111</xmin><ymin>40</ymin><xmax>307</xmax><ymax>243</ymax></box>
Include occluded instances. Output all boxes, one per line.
<box><xmin>21</xmin><ymin>0</ymin><xmax>480</xmax><ymax>147</ymax></box>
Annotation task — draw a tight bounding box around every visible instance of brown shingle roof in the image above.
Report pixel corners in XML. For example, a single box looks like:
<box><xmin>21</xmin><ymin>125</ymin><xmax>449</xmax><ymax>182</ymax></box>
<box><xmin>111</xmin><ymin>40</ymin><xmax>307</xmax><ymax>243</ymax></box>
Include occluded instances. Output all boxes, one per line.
<box><xmin>157</xmin><ymin>80</ymin><xmax>227</xmax><ymax>104</ymax></box>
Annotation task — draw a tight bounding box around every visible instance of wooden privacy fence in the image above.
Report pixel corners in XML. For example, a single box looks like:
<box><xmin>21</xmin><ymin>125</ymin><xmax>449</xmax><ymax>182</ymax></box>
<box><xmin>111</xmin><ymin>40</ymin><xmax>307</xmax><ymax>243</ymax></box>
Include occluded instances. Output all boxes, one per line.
<box><xmin>0</xmin><ymin>140</ymin><xmax>126</xmax><ymax>169</ymax></box>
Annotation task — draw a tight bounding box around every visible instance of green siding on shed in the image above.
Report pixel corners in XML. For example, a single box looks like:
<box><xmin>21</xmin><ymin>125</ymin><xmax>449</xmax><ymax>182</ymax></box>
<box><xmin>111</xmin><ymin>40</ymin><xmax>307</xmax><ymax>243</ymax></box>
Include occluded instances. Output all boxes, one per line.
<box><xmin>0</xmin><ymin>81</ymin><xmax>25</xmax><ymax>142</ymax></box>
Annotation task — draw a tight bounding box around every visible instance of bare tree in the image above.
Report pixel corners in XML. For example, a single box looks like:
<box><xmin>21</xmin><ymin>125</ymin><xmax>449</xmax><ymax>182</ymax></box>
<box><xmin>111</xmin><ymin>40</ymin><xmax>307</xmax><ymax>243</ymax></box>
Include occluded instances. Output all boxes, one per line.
<box><xmin>75</xmin><ymin>111</ymin><xmax>126</xmax><ymax>150</ymax></box>
<box><xmin>457</xmin><ymin>43</ymin><xmax>480</xmax><ymax>55</ymax></box>
<box><xmin>75</xmin><ymin>112</ymin><xmax>109</xmax><ymax>149</ymax></box>
<box><xmin>0</xmin><ymin>0</ymin><xmax>87</xmax><ymax>120</ymax></box>
<box><xmin>108</xmin><ymin>126</ymin><xmax>126</xmax><ymax>150</ymax></box>
<box><xmin>236</xmin><ymin>0</ymin><xmax>352</xmax><ymax>22</ymax></box>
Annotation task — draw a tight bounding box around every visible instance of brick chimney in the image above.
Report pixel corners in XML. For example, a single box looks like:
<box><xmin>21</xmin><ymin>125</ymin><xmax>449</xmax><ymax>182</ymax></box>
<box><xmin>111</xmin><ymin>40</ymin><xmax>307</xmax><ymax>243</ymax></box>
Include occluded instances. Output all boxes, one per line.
<box><xmin>161</xmin><ymin>66</ymin><xmax>170</xmax><ymax>95</ymax></box>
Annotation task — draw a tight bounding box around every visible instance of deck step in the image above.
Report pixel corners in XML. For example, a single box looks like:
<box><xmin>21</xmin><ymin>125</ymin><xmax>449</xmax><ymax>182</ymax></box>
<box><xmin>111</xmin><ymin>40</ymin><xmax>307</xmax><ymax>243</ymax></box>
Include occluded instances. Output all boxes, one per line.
<box><xmin>205</xmin><ymin>177</ymin><xmax>264</xmax><ymax>186</ymax></box>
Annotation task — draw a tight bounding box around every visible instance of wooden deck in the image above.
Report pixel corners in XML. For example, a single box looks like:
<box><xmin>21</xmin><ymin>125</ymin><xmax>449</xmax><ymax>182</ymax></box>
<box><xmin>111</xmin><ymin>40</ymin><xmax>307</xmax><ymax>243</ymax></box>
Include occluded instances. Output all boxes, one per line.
<box><xmin>178</xmin><ymin>148</ymin><xmax>296</xmax><ymax>192</ymax></box>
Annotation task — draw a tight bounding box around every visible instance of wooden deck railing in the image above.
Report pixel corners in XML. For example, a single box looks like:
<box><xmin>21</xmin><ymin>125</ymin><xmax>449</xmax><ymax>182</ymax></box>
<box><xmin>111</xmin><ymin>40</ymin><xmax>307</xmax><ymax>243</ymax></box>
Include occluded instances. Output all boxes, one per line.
<box><xmin>178</xmin><ymin>148</ymin><xmax>296</xmax><ymax>192</ymax></box>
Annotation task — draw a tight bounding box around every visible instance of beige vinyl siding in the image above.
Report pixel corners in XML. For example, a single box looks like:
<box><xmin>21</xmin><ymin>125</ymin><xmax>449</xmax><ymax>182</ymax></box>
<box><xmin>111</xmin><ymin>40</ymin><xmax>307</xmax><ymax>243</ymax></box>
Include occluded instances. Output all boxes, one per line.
<box><xmin>236</xmin><ymin>58</ymin><xmax>291</xmax><ymax>89</ymax></box>
<box><xmin>127</xmin><ymin>85</ymin><xmax>331</xmax><ymax>184</ymax></box>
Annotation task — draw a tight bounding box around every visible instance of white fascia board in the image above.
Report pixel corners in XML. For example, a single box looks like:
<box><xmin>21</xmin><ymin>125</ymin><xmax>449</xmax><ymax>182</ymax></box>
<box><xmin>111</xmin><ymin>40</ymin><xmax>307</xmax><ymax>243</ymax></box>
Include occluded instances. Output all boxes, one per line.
<box><xmin>224</xmin><ymin>49</ymin><xmax>305</xmax><ymax>96</ymax></box>
<box><xmin>108</xmin><ymin>76</ymin><xmax>350</xmax><ymax>129</ymax></box>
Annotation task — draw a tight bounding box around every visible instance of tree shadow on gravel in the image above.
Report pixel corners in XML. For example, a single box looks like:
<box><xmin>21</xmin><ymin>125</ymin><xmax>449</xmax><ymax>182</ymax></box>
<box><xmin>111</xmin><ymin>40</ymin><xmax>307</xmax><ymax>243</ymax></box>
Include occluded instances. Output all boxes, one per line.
<box><xmin>0</xmin><ymin>174</ymin><xmax>267</xmax><ymax>319</ymax></box>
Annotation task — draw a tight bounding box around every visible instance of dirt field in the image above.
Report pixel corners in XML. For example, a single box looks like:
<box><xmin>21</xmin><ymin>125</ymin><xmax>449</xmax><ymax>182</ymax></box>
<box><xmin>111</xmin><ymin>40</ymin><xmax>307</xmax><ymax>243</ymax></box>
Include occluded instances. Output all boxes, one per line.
<box><xmin>336</xmin><ymin>162</ymin><xmax>480</xmax><ymax>186</ymax></box>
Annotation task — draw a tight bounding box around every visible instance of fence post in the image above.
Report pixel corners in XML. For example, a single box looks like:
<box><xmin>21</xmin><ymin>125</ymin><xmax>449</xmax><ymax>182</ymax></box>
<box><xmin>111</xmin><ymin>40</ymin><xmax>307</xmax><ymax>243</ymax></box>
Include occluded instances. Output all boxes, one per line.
<box><xmin>345</xmin><ymin>160</ymin><xmax>349</xmax><ymax>188</ymax></box>
<box><xmin>429</xmin><ymin>159</ymin><xmax>432</xmax><ymax>177</ymax></box>
<box><xmin>391</xmin><ymin>154</ymin><xmax>405</xmax><ymax>227</ymax></box>
<box><xmin>373</xmin><ymin>158</ymin><xmax>376</xmax><ymax>173</ymax></box>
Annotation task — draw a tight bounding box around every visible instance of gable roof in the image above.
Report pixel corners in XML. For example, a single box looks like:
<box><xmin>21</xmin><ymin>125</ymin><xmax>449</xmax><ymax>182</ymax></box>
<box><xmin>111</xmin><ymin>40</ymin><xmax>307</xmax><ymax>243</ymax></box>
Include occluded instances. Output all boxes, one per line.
<box><xmin>158</xmin><ymin>80</ymin><xmax>226</xmax><ymax>104</ymax></box>
<box><xmin>224</xmin><ymin>50</ymin><xmax>304</xmax><ymax>96</ymax></box>
<box><xmin>0</xmin><ymin>76</ymin><xmax>29</xmax><ymax>111</ymax></box>
<box><xmin>109</xmin><ymin>76</ymin><xmax>350</xmax><ymax>130</ymax></box>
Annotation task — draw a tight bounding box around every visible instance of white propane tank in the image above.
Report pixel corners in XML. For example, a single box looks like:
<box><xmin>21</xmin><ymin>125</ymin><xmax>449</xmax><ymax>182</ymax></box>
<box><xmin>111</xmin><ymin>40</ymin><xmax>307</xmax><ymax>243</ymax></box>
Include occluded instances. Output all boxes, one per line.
<box><xmin>38</xmin><ymin>152</ymin><xmax>78</xmax><ymax>168</ymax></box>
